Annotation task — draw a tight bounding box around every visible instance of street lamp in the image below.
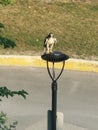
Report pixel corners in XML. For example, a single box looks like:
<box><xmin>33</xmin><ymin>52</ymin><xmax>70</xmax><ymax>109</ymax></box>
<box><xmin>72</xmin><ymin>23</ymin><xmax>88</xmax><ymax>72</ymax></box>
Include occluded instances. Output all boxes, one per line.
<box><xmin>41</xmin><ymin>51</ymin><xmax>69</xmax><ymax>130</ymax></box>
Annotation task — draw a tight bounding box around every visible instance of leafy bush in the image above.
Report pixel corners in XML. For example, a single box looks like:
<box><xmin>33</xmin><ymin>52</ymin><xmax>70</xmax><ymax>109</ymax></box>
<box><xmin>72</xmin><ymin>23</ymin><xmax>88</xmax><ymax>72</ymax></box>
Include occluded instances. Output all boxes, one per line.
<box><xmin>0</xmin><ymin>86</ymin><xmax>28</xmax><ymax>130</ymax></box>
<box><xmin>0</xmin><ymin>111</ymin><xmax>18</xmax><ymax>130</ymax></box>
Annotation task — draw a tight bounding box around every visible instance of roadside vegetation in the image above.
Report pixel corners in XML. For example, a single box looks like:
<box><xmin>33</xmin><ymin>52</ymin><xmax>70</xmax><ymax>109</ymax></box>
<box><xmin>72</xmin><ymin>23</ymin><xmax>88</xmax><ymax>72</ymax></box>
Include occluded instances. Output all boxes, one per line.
<box><xmin>0</xmin><ymin>86</ymin><xmax>28</xmax><ymax>130</ymax></box>
<box><xmin>0</xmin><ymin>0</ymin><xmax>98</xmax><ymax>60</ymax></box>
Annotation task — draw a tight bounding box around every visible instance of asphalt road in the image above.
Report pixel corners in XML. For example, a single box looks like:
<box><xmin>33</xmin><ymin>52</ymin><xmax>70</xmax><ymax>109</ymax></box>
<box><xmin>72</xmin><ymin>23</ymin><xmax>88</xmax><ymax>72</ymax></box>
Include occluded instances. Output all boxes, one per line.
<box><xmin>0</xmin><ymin>67</ymin><xmax>98</xmax><ymax>130</ymax></box>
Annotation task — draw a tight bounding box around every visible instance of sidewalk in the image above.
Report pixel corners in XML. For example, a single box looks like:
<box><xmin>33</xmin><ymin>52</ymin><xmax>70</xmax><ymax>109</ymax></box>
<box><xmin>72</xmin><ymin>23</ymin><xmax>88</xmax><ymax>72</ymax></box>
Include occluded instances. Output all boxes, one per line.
<box><xmin>0</xmin><ymin>55</ymin><xmax>98</xmax><ymax>72</ymax></box>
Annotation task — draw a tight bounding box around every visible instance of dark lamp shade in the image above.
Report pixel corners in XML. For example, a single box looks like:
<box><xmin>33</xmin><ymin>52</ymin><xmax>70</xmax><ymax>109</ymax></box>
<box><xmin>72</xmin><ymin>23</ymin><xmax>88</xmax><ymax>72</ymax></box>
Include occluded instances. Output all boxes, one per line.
<box><xmin>41</xmin><ymin>51</ymin><xmax>69</xmax><ymax>63</ymax></box>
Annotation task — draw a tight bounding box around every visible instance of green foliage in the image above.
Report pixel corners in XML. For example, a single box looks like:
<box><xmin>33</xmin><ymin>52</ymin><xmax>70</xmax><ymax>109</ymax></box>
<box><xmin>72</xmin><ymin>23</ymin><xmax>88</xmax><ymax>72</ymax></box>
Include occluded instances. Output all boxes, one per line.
<box><xmin>0</xmin><ymin>86</ymin><xmax>28</xmax><ymax>129</ymax></box>
<box><xmin>0</xmin><ymin>23</ymin><xmax>4</xmax><ymax>29</ymax></box>
<box><xmin>0</xmin><ymin>23</ymin><xmax>16</xmax><ymax>49</ymax></box>
<box><xmin>0</xmin><ymin>0</ymin><xmax>15</xmax><ymax>6</ymax></box>
<box><xmin>0</xmin><ymin>36</ymin><xmax>16</xmax><ymax>49</ymax></box>
<box><xmin>0</xmin><ymin>112</ymin><xmax>18</xmax><ymax>130</ymax></box>
<box><xmin>0</xmin><ymin>86</ymin><xmax>28</xmax><ymax>100</ymax></box>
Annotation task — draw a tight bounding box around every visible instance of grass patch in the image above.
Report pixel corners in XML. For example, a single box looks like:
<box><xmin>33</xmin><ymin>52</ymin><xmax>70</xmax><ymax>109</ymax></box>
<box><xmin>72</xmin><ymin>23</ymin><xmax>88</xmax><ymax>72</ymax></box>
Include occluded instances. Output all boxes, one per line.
<box><xmin>0</xmin><ymin>0</ymin><xmax>98</xmax><ymax>60</ymax></box>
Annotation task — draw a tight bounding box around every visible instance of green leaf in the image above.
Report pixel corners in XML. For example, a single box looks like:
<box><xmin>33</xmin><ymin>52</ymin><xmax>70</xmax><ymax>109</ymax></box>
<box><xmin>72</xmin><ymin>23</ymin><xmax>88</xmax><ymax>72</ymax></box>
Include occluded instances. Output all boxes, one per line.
<box><xmin>0</xmin><ymin>23</ymin><xmax>4</xmax><ymax>28</ymax></box>
<box><xmin>0</xmin><ymin>86</ymin><xmax>28</xmax><ymax>99</ymax></box>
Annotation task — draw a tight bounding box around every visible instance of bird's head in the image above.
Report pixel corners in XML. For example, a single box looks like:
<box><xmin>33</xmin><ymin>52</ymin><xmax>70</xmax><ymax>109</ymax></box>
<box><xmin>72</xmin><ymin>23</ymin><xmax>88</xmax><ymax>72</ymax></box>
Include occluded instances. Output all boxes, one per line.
<box><xmin>49</xmin><ymin>32</ymin><xmax>54</xmax><ymax>38</ymax></box>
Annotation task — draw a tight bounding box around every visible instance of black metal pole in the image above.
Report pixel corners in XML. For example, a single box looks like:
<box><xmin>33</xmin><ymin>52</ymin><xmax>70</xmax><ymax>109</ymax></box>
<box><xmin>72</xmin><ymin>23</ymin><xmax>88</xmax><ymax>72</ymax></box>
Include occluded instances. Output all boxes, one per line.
<box><xmin>41</xmin><ymin>51</ymin><xmax>69</xmax><ymax>130</ymax></box>
<box><xmin>52</xmin><ymin>80</ymin><xmax>57</xmax><ymax>130</ymax></box>
<box><xmin>47</xmin><ymin>61</ymin><xmax>65</xmax><ymax>130</ymax></box>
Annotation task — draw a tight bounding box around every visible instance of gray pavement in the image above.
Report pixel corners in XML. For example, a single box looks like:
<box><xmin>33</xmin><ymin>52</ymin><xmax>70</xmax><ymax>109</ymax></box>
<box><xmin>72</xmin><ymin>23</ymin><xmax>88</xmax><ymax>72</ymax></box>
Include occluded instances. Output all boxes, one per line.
<box><xmin>0</xmin><ymin>67</ymin><xmax>98</xmax><ymax>130</ymax></box>
<box><xmin>25</xmin><ymin>119</ymin><xmax>89</xmax><ymax>130</ymax></box>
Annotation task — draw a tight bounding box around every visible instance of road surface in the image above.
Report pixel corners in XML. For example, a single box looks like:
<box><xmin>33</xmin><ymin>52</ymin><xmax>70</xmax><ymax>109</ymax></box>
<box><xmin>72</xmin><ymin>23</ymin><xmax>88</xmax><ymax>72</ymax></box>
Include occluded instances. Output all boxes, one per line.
<box><xmin>0</xmin><ymin>66</ymin><xmax>98</xmax><ymax>130</ymax></box>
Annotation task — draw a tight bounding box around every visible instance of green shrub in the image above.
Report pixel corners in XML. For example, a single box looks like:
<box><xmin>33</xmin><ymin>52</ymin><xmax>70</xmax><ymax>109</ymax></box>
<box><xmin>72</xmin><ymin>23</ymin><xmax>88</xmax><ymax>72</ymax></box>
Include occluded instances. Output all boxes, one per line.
<box><xmin>0</xmin><ymin>0</ymin><xmax>15</xmax><ymax>6</ymax></box>
<box><xmin>0</xmin><ymin>112</ymin><xmax>18</xmax><ymax>130</ymax></box>
<box><xmin>0</xmin><ymin>86</ymin><xmax>28</xmax><ymax>130</ymax></box>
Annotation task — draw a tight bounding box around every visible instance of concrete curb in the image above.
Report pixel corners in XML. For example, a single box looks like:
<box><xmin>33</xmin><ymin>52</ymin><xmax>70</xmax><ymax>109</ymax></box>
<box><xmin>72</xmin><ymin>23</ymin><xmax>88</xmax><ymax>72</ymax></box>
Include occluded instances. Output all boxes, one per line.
<box><xmin>0</xmin><ymin>55</ymin><xmax>98</xmax><ymax>72</ymax></box>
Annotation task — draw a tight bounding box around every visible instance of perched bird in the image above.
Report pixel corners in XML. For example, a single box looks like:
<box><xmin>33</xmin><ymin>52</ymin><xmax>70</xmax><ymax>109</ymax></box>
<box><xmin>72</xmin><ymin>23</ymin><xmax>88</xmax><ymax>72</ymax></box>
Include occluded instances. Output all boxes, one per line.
<box><xmin>43</xmin><ymin>33</ymin><xmax>57</xmax><ymax>54</ymax></box>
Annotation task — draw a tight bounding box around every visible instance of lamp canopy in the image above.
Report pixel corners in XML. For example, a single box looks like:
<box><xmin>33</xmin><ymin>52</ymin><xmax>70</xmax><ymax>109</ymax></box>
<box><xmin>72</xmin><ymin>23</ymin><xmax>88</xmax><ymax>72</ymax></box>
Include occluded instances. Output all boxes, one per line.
<box><xmin>41</xmin><ymin>51</ymin><xmax>69</xmax><ymax>63</ymax></box>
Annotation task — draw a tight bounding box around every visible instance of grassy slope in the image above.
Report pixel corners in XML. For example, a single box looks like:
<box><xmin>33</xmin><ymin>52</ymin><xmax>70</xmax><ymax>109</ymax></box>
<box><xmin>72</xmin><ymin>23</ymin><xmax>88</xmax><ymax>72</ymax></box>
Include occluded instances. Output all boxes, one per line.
<box><xmin>0</xmin><ymin>0</ymin><xmax>98</xmax><ymax>60</ymax></box>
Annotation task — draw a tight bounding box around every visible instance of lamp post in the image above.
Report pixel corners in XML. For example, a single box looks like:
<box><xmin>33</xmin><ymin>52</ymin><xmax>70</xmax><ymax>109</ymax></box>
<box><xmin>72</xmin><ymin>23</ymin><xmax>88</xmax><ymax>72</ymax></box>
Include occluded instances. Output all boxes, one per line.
<box><xmin>41</xmin><ymin>51</ymin><xmax>69</xmax><ymax>130</ymax></box>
